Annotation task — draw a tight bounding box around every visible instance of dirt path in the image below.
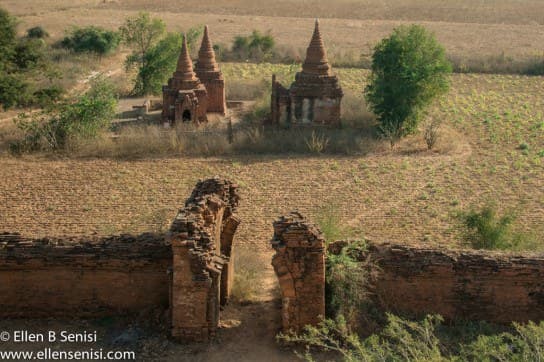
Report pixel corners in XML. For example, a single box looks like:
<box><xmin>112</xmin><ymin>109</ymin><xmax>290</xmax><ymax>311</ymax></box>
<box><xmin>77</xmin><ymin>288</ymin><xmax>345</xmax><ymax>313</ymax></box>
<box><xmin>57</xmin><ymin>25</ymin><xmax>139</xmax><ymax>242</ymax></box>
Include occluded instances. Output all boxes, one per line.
<box><xmin>162</xmin><ymin>260</ymin><xmax>298</xmax><ymax>362</ymax></box>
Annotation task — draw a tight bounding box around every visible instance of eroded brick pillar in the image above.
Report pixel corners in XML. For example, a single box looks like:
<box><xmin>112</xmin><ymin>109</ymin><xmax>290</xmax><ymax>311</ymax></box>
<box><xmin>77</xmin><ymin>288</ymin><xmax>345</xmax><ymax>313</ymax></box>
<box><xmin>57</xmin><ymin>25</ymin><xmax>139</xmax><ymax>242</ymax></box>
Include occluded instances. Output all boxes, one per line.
<box><xmin>271</xmin><ymin>212</ymin><xmax>326</xmax><ymax>332</ymax></box>
<box><xmin>168</xmin><ymin>177</ymin><xmax>240</xmax><ymax>342</ymax></box>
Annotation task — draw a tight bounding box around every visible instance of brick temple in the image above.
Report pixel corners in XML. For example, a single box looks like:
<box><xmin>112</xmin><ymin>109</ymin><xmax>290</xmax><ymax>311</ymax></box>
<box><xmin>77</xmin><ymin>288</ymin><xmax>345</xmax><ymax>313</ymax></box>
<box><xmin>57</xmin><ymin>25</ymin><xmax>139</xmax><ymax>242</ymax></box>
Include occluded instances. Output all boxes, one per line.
<box><xmin>162</xmin><ymin>26</ymin><xmax>226</xmax><ymax>124</ymax></box>
<box><xmin>271</xmin><ymin>20</ymin><xmax>343</xmax><ymax>126</ymax></box>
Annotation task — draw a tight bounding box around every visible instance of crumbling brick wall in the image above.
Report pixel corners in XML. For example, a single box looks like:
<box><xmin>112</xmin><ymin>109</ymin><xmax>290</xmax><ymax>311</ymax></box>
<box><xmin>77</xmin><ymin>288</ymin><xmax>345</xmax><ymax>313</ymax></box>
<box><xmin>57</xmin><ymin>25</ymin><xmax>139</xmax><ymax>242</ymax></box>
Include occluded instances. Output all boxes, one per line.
<box><xmin>168</xmin><ymin>177</ymin><xmax>240</xmax><ymax>342</ymax></box>
<box><xmin>0</xmin><ymin>232</ymin><xmax>170</xmax><ymax>317</ymax></box>
<box><xmin>329</xmin><ymin>241</ymin><xmax>544</xmax><ymax>324</ymax></box>
<box><xmin>271</xmin><ymin>212</ymin><xmax>325</xmax><ymax>332</ymax></box>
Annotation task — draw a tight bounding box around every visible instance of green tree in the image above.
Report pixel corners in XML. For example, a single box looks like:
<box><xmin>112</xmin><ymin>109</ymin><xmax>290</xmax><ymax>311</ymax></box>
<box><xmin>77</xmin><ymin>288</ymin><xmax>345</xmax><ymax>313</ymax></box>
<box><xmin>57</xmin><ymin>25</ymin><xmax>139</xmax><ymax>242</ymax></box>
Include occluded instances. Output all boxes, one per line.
<box><xmin>365</xmin><ymin>25</ymin><xmax>451</xmax><ymax>148</ymax></box>
<box><xmin>120</xmin><ymin>12</ymin><xmax>166</xmax><ymax>94</ymax></box>
<box><xmin>0</xmin><ymin>7</ymin><xmax>18</xmax><ymax>72</ymax></box>
<box><xmin>61</xmin><ymin>26</ymin><xmax>120</xmax><ymax>55</ymax></box>
<box><xmin>134</xmin><ymin>32</ymin><xmax>183</xmax><ymax>95</ymax></box>
<box><xmin>232</xmin><ymin>30</ymin><xmax>275</xmax><ymax>61</ymax></box>
<box><xmin>129</xmin><ymin>28</ymin><xmax>202</xmax><ymax>96</ymax></box>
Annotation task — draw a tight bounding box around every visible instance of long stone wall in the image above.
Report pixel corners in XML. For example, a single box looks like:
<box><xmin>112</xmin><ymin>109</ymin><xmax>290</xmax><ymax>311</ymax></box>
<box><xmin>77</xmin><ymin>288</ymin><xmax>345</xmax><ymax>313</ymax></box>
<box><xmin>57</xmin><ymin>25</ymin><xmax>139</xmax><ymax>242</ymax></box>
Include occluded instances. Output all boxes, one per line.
<box><xmin>0</xmin><ymin>233</ymin><xmax>170</xmax><ymax>317</ymax></box>
<box><xmin>361</xmin><ymin>242</ymin><xmax>544</xmax><ymax>323</ymax></box>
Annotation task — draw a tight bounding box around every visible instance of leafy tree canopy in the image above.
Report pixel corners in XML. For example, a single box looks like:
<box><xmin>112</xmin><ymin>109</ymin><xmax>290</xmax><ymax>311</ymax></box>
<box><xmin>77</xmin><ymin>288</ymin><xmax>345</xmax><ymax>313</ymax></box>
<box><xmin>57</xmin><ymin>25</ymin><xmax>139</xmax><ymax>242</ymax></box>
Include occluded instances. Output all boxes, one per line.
<box><xmin>365</xmin><ymin>24</ymin><xmax>451</xmax><ymax>147</ymax></box>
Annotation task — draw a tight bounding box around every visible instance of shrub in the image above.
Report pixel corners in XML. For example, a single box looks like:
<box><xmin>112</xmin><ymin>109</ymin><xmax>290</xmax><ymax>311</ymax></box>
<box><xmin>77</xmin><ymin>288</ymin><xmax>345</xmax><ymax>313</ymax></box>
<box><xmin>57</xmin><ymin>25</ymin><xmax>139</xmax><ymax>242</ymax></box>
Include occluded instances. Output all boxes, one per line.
<box><xmin>279</xmin><ymin>314</ymin><xmax>544</xmax><ymax>362</ymax></box>
<box><xmin>13</xmin><ymin>38</ymin><xmax>46</xmax><ymax>70</ymax></box>
<box><xmin>32</xmin><ymin>85</ymin><xmax>63</xmax><ymax>107</ymax></box>
<box><xmin>316</xmin><ymin>204</ymin><xmax>345</xmax><ymax>243</ymax></box>
<box><xmin>12</xmin><ymin>78</ymin><xmax>117</xmax><ymax>152</ymax></box>
<box><xmin>326</xmin><ymin>240</ymin><xmax>370</xmax><ymax>326</ymax></box>
<box><xmin>365</xmin><ymin>25</ymin><xmax>451</xmax><ymax>148</ymax></box>
<box><xmin>26</xmin><ymin>26</ymin><xmax>48</xmax><ymax>39</ymax></box>
<box><xmin>279</xmin><ymin>314</ymin><xmax>445</xmax><ymax>361</ymax></box>
<box><xmin>423</xmin><ymin>117</ymin><xmax>441</xmax><ymax>150</ymax></box>
<box><xmin>0</xmin><ymin>73</ymin><xmax>29</xmax><ymax>110</ymax></box>
<box><xmin>231</xmin><ymin>30</ymin><xmax>275</xmax><ymax>62</ymax></box>
<box><xmin>0</xmin><ymin>7</ymin><xmax>17</xmax><ymax>67</ymax></box>
<box><xmin>61</xmin><ymin>26</ymin><xmax>120</xmax><ymax>55</ymax></box>
<box><xmin>459</xmin><ymin>204</ymin><xmax>535</xmax><ymax>250</ymax></box>
<box><xmin>459</xmin><ymin>321</ymin><xmax>544</xmax><ymax>361</ymax></box>
<box><xmin>305</xmin><ymin>131</ymin><xmax>329</xmax><ymax>153</ymax></box>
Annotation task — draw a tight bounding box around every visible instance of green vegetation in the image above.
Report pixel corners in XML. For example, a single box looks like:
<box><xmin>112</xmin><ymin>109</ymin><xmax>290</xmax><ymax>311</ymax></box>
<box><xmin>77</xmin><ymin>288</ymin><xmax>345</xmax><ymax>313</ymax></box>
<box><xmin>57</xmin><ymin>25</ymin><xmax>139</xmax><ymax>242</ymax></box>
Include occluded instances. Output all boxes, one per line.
<box><xmin>61</xmin><ymin>26</ymin><xmax>120</xmax><ymax>55</ymax></box>
<box><xmin>279</xmin><ymin>313</ymin><xmax>544</xmax><ymax>361</ymax></box>
<box><xmin>230</xmin><ymin>30</ymin><xmax>275</xmax><ymax>62</ymax></box>
<box><xmin>26</xmin><ymin>26</ymin><xmax>49</xmax><ymax>39</ymax></box>
<box><xmin>0</xmin><ymin>8</ymin><xmax>60</xmax><ymax>109</ymax></box>
<box><xmin>128</xmin><ymin>29</ymin><xmax>202</xmax><ymax>95</ymax></box>
<box><xmin>459</xmin><ymin>204</ymin><xmax>535</xmax><ymax>251</ymax></box>
<box><xmin>131</xmin><ymin>32</ymin><xmax>183</xmax><ymax>95</ymax></box>
<box><xmin>11</xmin><ymin>79</ymin><xmax>117</xmax><ymax>152</ymax></box>
<box><xmin>326</xmin><ymin>240</ymin><xmax>370</xmax><ymax>326</ymax></box>
<box><xmin>231</xmin><ymin>249</ymin><xmax>263</xmax><ymax>303</ymax></box>
<box><xmin>316</xmin><ymin>204</ymin><xmax>346</xmax><ymax>243</ymax></box>
<box><xmin>120</xmin><ymin>12</ymin><xmax>204</xmax><ymax>95</ymax></box>
<box><xmin>365</xmin><ymin>25</ymin><xmax>451</xmax><ymax>147</ymax></box>
<box><xmin>120</xmin><ymin>12</ymin><xmax>166</xmax><ymax>95</ymax></box>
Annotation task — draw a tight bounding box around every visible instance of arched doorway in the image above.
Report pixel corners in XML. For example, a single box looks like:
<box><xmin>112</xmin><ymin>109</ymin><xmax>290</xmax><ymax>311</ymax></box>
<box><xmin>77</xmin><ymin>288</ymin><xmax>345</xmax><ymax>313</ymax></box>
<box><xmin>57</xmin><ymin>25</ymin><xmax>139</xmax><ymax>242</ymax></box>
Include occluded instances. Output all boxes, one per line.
<box><xmin>182</xmin><ymin>110</ymin><xmax>192</xmax><ymax>122</ymax></box>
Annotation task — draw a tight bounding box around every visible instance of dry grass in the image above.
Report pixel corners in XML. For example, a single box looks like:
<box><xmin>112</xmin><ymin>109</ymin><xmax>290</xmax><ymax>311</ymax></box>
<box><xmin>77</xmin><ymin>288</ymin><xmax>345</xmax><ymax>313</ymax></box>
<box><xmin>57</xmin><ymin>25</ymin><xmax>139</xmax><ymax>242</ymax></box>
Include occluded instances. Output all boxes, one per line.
<box><xmin>4</xmin><ymin>0</ymin><xmax>544</xmax><ymax>25</ymax></box>
<box><xmin>231</xmin><ymin>249</ymin><xmax>266</xmax><ymax>304</ymax></box>
<box><xmin>2</xmin><ymin>1</ymin><xmax>543</xmax><ymax>74</ymax></box>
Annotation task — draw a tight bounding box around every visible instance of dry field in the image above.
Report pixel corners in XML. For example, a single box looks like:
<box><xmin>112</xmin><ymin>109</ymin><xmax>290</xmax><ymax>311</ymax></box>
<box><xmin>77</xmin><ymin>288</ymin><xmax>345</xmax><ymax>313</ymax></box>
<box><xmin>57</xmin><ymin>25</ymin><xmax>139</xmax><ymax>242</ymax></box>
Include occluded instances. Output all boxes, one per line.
<box><xmin>1</xmin><ymin>63</ymin><xmax>543</xmax><ymax>250</ymax></box>
<box><xmin>1</xmin><ymin>0</ymin><xmax>543</xmax><ymax>70</ymax></box>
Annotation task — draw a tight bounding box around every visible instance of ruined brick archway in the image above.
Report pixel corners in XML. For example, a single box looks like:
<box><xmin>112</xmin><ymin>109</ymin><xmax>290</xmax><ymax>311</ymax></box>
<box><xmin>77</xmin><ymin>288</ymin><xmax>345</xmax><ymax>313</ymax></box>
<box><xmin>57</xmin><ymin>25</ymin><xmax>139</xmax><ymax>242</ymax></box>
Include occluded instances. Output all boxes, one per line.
<box><xmin>168</xmin><ymin>178</ymin><xmax>240</xmax><ymax>342</ymax></box>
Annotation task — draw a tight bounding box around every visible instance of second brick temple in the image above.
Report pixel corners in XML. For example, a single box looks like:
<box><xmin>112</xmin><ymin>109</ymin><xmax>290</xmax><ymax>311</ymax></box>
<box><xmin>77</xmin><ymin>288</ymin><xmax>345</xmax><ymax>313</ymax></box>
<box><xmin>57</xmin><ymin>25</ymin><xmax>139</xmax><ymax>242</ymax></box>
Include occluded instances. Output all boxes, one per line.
<box><xmin>271</xmin><ymin>20</ymin><xmax>343</xmax><ymax>126</ymax></box>
<box><xmin>162</xmin><ymin>26</ymin><xmax>226</xmax><ymax>124</ymax></box>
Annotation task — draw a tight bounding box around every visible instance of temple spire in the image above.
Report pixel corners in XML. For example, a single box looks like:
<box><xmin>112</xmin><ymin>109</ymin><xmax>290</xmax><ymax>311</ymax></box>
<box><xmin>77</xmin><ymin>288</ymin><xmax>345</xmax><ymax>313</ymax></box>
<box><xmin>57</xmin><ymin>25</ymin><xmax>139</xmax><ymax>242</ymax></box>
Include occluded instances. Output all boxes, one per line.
<box><xmin>175</xmin><ymin>34</ymin><xmax>198</xmax><ymax>81</ymax></box>
<box><xmin>302</xmin><ymin>19</ymin><xmax>331</xmax><ymax>76</ymax></box>
<box><xmin>196</xmin><ymin>25</ymin><xmax>219</xmax><ymax>72</ymax></box>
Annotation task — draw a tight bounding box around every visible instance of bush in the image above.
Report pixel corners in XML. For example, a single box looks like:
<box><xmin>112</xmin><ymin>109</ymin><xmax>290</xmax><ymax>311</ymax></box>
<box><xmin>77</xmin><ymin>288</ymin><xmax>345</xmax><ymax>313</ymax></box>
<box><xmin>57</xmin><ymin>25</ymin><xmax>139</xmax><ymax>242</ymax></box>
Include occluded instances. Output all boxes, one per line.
<box><xmin>460</xmin><ymin>321</ymin><xmax>544</xmax><ymax>361</ymax></box>
<box><xmin>279</xmin><ymin>314</ymin><xmax>544</xmax><ymax>362</ymax></box>
<box><xmin>279</xmin><ymin>314</ymin><xmax>445</xmax><ymax>361</ymax></box>
<box><xmin>0</xmin><ymin>73</ymin><xmax>29</xmax><ymax>110</ymax></box>
<box><xmin>0</xmin><ymin>7</ymin><xmax>17</xmax><ymax>67</ymax></box>
<box><xmin>459</xmin><ymin>204</ymin><xmax>535</xmax><ymax>250</ymax></box>
<box><xmin>61</xmin><ymin>26</ymin><xmax>120</xmax><ymax>55</ymax></box>
<box><xmin>11</xmin><ymin>79</ymin><xmax>117</xmax><ymax>152</ymax></box>
<box><xmin>365</xmin><ymin>25</ymin><xmax>451</xmax><ymax>148</ymax></box>
<box><xmin>32</xmin><ymin>85</ymin><xmax>63</xmax><ymax>107</ymax></box>
<box><xmin>423</xmin><ymin>117</ymin><xmax>441</xmax><ymax>150</ymax></box>
<box><xmin>13</xmin><ymin>38</ymin><xmax>46</xmax><ymax>70</ymax></box>
<box><xmin>326</xmin><ymin>240</ymin><xmax>370</xmax><ymax>326</ymax></box>
<box><xmin>26</xmin><ymin>26</ymin><xmax>48</xmax><ymax>39</ymax></box>
<box><xmin>0</xmin><ymin>8</ymin><xmax>58</xmax><ymax>110</ymax></box>
<box><xmin>231</xmin><ymin>30</ymin><xmax>275</xmax><ymax>62</ymax></box>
